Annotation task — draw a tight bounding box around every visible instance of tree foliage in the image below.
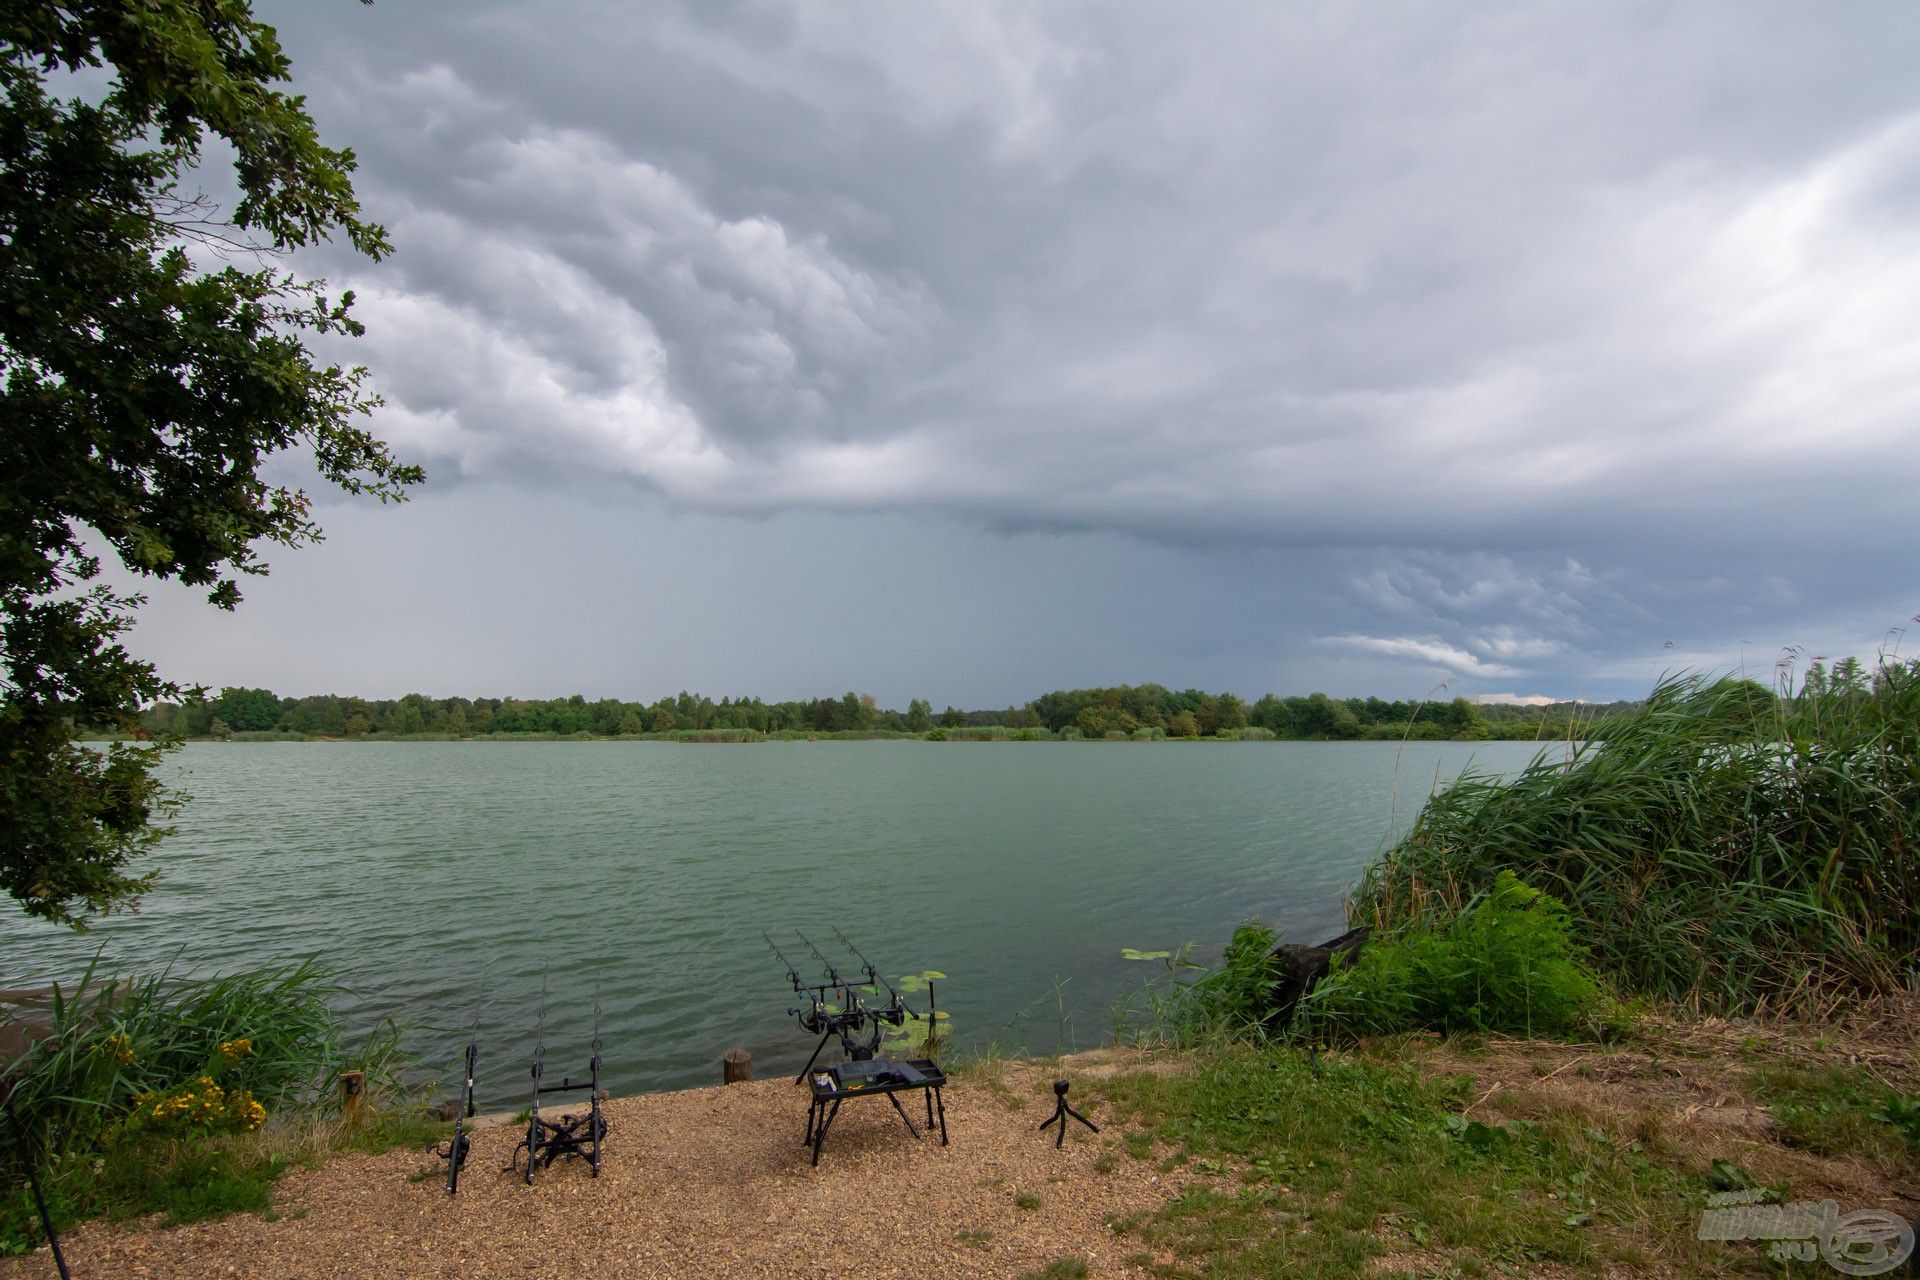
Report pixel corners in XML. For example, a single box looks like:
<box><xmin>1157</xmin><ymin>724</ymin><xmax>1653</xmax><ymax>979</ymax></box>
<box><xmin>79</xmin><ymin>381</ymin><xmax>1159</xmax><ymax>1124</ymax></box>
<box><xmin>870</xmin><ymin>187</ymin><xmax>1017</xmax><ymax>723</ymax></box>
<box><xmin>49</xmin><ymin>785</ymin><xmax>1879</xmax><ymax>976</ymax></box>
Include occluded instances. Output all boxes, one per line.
<box><xmin>130</xmin><ymin>680</ymin><xmax>1619</xmax><ymax>743</ymax></box>
<box><xmin>1</xmin><ymin>1</ymin><xmax>417</xmax><ymax>925</ymax></box>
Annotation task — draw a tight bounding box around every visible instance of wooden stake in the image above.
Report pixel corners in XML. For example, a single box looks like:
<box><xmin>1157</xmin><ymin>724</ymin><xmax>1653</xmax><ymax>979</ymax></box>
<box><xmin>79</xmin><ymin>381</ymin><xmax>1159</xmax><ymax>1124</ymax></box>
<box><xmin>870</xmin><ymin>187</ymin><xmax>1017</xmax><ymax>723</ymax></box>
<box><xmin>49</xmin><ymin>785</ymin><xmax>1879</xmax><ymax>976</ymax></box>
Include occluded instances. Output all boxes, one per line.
<box><xmin>722</xmin><ymin>1048</ymin><xmax>752</xmax><ymax>1084</ymax></box>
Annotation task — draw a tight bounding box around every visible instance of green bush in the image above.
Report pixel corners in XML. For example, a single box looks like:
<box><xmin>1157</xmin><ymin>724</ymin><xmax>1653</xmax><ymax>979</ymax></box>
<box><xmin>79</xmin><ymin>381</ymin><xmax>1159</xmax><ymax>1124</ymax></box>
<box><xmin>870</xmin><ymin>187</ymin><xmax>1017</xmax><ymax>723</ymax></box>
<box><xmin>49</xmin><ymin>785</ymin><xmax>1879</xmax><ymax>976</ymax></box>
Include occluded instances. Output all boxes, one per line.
<box><xmin>1186</xmin><ymin>923</ymin><xmax>1285</xmax><ymax>1038</ymax></box>
<box><xmin>1309</xmin><ymin>872</ymin><xmax>1602</xmax><ymax>1038</ymax></box>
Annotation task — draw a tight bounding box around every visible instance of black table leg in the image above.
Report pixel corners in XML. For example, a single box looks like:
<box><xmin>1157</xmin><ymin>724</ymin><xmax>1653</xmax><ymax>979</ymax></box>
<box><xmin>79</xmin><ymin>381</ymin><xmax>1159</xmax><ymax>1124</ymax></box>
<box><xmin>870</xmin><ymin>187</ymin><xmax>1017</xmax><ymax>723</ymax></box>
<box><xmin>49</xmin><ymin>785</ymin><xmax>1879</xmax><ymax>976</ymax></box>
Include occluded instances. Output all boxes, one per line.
<box><xmin>811</xmin><ymin>1097</ymin><xmax>842</xmax><ymax>1167</ymax></box>
<box><xmin>885</xmin><ymin>1090</ymin><xmax>923</xmax><ymax>1138</ymax></box>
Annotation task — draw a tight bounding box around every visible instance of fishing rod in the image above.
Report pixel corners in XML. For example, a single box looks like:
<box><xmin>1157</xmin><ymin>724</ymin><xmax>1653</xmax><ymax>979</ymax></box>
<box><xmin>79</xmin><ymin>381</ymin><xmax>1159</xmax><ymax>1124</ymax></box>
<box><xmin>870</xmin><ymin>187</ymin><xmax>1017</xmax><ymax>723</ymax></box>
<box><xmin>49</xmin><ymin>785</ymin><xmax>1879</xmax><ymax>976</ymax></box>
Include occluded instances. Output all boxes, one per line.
<box><xmin>796</xmin><ymin>932</ymin><xmax>845</xmax><ymax>989</ymax></box>
<box><xmin>832</xmin><ymin>927</ymin><xmax>919</xmax><ymax>1038</ymax></box>
<box><xmin>764</xmin><ymin>932</ymin><xmax>803</xmax><ymax>993</ymax></box>
<box><xmin>833</xmin><ymin>927</ymin><xmax>897</xmax><ymax>1002</ymax></box>
<box><xmin>435</xmin><ymin>985</ymin><xmax>485</xmax><ymax>1194</ymax></box>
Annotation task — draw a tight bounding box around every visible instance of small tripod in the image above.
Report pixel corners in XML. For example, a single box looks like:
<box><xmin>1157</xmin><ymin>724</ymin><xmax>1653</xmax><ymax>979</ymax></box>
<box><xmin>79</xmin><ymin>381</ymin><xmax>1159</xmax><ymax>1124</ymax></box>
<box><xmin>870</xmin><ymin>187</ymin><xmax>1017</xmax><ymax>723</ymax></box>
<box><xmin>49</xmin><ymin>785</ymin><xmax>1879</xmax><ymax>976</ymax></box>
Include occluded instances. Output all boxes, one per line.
<box><xmin>1038</xmin><ymin>1079</ymin><xmax>1098</xmax><ymax>1148</ymax></box>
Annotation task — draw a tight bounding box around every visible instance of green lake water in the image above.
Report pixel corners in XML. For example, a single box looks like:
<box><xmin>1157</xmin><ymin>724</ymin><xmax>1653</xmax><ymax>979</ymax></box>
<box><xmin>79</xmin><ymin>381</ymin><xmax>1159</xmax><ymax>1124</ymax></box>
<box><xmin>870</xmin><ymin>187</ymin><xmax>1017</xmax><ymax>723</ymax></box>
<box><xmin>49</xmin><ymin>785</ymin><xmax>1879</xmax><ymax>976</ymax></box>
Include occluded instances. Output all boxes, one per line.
<box><xmin>0</xmin><ymin>739</ymin><xmax>1556</xmax><ymax>1105</ymax></box>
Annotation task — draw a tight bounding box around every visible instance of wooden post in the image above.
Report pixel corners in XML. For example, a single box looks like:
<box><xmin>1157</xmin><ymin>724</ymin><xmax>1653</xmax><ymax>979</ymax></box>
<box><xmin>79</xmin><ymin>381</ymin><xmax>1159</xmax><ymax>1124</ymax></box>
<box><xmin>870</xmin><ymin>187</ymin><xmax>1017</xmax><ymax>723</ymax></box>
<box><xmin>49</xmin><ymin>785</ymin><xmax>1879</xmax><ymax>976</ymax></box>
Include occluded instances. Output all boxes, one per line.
<box><xmin>338</xmin><ymin>1069</ymin><xmax>365</xmax><ymax>1119</ymax></box>
<box><xmin>722</xmin><ymin>1048</ymin><xmax>752</xmax><ymax>1084</ymax></box>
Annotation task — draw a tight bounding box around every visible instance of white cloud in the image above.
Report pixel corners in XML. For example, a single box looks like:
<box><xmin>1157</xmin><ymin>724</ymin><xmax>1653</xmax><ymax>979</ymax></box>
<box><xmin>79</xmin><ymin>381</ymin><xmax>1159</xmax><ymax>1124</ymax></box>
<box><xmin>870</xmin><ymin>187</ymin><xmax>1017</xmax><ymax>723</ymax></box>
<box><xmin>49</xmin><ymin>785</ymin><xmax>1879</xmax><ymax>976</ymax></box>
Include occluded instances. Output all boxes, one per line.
<box><xmin>1317</xmin><ymin>635</ymin><xmax>1523</xmax><ymax>679</ymax></box>
<box><xmin>1472</xmin><ymin>692</ymin><xmax>1565</xmax><ymax>707</ymax></box>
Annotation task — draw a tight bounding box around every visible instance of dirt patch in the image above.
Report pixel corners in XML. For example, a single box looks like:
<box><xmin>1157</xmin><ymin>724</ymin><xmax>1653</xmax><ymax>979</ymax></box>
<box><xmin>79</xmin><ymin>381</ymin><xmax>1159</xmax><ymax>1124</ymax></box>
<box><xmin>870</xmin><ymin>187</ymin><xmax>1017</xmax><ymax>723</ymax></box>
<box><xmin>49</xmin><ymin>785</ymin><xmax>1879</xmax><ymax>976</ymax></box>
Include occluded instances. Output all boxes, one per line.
<box><xmin>1408</xmin><ymin>1015</ymin><xmax>1920</xmax><ymax>1218</ymax></box>
<box><xmin>0</xmin><ymin>1054</ymin><xmax>1194</xmax><ymax>1280</ymax></box>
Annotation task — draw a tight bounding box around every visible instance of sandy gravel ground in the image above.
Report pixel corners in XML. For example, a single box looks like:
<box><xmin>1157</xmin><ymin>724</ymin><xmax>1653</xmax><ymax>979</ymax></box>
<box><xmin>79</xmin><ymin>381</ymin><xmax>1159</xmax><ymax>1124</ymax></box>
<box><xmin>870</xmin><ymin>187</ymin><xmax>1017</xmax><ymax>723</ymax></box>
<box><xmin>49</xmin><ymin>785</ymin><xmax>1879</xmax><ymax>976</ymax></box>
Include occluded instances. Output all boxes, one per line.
<box><xmin>2</xmin><ymin>1051</ymin><xmax>1191</xmax><ymax>1280</ymax></box>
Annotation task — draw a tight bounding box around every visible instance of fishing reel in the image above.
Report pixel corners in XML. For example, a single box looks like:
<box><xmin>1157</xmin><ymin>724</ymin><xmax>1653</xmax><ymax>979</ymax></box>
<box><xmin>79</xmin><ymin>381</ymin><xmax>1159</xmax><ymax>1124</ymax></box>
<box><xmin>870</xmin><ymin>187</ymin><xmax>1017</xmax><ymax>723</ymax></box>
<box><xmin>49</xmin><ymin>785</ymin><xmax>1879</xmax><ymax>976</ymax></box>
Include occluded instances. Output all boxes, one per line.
<box><xmin>765</xmin><ymin>929</ymin><xmax>939</xmax><ymax>1081</ymax></box>
<box><xmin>435</xmin><ymin>1126</ymin><xmax>472</xmax><ymax>1185</ymax></box>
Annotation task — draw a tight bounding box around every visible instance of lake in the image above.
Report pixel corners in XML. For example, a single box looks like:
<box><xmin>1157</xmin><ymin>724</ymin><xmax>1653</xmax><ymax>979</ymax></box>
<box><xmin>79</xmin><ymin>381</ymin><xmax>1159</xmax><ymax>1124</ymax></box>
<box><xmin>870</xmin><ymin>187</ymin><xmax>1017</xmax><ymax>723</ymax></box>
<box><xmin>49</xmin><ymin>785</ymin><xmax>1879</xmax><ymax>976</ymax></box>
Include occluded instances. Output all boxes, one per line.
<box><xmin>0</xmin><ymin>739</ymin><xmax>1556</xmax><ymax>1105</ymax></box>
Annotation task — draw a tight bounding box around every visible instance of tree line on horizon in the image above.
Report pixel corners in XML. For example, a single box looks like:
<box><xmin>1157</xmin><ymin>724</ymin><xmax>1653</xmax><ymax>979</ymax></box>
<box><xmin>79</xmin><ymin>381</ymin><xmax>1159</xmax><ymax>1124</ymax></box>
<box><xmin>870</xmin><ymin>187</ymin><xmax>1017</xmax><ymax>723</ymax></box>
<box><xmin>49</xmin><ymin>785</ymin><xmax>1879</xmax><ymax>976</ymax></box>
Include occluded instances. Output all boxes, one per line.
<box><xmin>135</xmin><ymin>683</ymin><xmax>1643</xmax><ymax>742</ymax></box>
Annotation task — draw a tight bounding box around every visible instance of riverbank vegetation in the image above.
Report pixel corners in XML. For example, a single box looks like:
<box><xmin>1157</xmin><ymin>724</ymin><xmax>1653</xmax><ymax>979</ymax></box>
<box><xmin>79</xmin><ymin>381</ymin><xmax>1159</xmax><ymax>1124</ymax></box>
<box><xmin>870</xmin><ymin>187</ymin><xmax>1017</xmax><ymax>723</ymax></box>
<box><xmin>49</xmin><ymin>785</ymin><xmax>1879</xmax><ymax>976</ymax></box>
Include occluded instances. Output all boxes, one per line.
<box><xmin>1354</xmin><ymin>656</ymin><xmax>1920</xmax><ymax>1013</ymax></box>
<box><xmin>131</xmin><ymin>681</ymin><xmax>1632</xmax><ymax>743</ymax></box>
<box><xmin>1084</xmin><ymin>653</ymin><xmax>1920</xmax><ymax>1273</ymax></box>
<box><xmin>0</xmin><ymin>959</ymin><xmax>437</xmax><ymax>1255</ymax></box>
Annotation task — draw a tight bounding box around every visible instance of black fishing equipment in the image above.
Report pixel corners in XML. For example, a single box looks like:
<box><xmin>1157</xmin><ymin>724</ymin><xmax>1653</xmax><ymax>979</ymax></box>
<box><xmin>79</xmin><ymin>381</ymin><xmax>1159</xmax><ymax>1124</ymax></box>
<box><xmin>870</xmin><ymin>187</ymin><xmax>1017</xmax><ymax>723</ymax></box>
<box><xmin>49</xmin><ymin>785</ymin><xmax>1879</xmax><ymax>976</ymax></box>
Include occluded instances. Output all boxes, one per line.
<box><xmin>1037</xmin><ymin>1078</ymin><xmax>1098</xmax><ymax>1148</ymax></box>
<box><xmin>433</xmin><ymin>985</ymin><xmax>485</xmax><ymax>1194</ymax></box>
<box><xmin>764</xmin><ymin>929</ymin><xmax>950</xmax><ymax>1165</ymax></box>
<box><xmin>510</xmin><ymin>973</ymin><xmax>607</xmax><ymax>1182</ymax></box>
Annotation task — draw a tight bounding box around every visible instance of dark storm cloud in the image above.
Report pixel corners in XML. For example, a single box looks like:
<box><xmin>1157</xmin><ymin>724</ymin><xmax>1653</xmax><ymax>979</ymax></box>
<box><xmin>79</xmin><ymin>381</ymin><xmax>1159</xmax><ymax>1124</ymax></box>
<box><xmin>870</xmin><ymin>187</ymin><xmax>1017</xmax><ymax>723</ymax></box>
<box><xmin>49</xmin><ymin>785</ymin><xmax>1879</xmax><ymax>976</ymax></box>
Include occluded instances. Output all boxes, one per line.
<box><xmin>166</xmin><ymin>2</ymin><xmax>1920</xmax><ymax>700</ymax></box>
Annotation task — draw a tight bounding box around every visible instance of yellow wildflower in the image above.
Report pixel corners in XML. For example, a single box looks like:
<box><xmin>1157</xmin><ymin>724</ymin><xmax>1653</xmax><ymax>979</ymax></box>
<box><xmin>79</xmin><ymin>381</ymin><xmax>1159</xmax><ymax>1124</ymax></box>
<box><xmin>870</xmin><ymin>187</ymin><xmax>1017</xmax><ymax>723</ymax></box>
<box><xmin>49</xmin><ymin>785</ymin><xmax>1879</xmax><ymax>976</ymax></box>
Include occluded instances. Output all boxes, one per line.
<box><xmin>216</xmin><ymin>1038</ymin><xmax>253</xmax><ymax>1062</ymax></box>
<box><xmin>101</xmin><ymin>1032</ymin><xmax>137</xmax><ymax>1067</ymax></box>
<box><xmin>229</xmin><ymin>1091</ymin><xmax>267</xmax><ymax>1131</ymax></box>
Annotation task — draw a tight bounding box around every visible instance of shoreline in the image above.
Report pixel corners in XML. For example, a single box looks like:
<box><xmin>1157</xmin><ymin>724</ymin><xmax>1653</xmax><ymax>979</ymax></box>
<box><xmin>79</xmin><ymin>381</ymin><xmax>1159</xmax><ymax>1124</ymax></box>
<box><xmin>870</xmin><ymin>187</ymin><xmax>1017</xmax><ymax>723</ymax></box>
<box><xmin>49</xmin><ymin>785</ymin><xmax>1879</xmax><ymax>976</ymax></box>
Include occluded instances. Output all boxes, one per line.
<box><xmin>8</xmin><ymin>1019</ymin><xmax>1915</xmax><ymax>1279</ymax></box>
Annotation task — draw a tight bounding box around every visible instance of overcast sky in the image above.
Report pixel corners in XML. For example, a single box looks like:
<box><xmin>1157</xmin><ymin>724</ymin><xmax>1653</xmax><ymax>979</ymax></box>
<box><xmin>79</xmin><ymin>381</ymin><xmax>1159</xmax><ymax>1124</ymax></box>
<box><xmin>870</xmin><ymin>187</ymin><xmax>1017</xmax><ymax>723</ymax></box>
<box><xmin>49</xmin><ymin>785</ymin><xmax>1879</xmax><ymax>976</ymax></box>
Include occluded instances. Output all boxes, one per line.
<box><xmin>123</xmin><ymin>1</ymin><xmax>1920</xmax><ymax>707</ymax></box>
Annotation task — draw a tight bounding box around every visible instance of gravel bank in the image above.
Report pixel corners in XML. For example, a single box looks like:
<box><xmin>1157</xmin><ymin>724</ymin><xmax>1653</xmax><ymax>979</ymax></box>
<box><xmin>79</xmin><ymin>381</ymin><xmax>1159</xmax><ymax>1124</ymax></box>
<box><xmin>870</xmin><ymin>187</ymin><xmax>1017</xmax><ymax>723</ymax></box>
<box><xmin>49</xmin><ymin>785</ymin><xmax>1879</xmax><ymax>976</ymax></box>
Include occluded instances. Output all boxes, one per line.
<box><xmin>2</xmin><ymin>1050</ymin><xmax>1193</xmax><ymax>1279</ymax></box>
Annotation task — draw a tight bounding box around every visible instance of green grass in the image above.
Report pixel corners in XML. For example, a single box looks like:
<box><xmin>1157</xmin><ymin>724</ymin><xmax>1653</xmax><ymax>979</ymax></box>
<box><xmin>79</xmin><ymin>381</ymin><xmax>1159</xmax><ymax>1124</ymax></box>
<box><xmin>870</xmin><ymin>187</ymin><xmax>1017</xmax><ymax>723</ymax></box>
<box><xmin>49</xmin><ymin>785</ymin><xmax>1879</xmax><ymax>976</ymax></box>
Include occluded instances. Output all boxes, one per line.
<box><xmin>1014</xmin><ymin>1192</ymin><xmax>1044</xmax><ymax>1211</ymax></box>
<box><xmin>1019</xmin><ymin>1260</ymin><xmax>1089</xmax><ymax>1280</ymax></box>
<box><xmin>1091</xmin><ymin>1042</ymin><xmax>1749</xmax><ymax>1279</ymax></box>
<box><xmin>1353</xmin><ymin>660</ymin><xmax>1920</xmax><ymax>1012</ymax></box>
<box><xmin>1743</xmin><ymin>1061</ymin><xmax>1920</xmax><ymax>1179</ymax></box>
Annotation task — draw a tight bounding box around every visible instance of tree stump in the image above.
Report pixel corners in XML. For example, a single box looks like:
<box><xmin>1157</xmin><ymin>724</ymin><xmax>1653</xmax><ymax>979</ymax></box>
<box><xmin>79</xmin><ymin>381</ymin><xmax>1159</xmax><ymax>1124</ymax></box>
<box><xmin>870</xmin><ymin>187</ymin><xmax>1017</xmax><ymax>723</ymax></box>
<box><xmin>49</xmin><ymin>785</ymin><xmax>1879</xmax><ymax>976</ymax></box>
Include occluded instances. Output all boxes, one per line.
<box><xmin>722</xmin><ymin>1048</ymin><xmax>752</xmax><ymax>1084</ymax></box>
<box><xmin>1264</xmin><ymin>926</ymin><xmax>1371</xmax><ymax>1030</ymax></box>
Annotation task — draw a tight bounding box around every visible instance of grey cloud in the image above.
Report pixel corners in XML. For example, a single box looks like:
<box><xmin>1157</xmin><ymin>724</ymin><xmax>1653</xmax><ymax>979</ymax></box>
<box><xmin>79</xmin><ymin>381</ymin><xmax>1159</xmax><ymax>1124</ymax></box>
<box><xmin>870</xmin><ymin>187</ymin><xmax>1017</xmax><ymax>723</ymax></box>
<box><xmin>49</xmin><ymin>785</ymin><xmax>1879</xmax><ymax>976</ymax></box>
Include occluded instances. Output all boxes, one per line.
<box><xmin>168</xmin><ymin>1</ymin><xmax>1920</xmax><ymax>699</ymax></box>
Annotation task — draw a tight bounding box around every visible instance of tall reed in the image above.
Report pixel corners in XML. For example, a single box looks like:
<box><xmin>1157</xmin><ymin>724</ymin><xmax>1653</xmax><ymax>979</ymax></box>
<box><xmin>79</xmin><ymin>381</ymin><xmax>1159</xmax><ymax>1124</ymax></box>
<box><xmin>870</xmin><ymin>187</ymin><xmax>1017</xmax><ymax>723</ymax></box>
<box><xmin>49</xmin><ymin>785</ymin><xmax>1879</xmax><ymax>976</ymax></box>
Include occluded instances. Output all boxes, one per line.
<box><xmin>1351</xmin><ymin>659</ymin><xmax>1920</xmax><ymax>1010</ymax></box>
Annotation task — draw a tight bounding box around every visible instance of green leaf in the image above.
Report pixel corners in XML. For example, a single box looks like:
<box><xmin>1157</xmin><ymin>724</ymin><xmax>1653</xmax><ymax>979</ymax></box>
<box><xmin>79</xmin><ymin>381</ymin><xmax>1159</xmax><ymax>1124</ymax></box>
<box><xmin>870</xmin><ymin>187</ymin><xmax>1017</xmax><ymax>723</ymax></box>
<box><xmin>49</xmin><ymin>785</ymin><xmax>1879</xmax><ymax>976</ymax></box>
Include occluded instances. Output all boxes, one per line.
<box><xmin>1120</xmin><ymin>948</ymin><xmax>1172</xmax><ymax>962</ymax></box>
<box><xmin>1707</xmin><ymin>1159</ymin><xmax>1752</xmax><ymax>1191</ymax></box>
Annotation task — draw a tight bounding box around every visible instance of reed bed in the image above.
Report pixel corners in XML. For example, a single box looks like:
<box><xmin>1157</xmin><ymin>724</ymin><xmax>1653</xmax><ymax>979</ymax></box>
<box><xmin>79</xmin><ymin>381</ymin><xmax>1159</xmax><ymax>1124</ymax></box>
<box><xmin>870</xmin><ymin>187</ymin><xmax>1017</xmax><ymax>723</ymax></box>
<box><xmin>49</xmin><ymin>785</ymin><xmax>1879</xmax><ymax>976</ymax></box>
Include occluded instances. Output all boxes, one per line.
<box><xmin>1352</xmin><ymin>659</ymin><xmax>1920</xmax><ymax>1011</ymax></box>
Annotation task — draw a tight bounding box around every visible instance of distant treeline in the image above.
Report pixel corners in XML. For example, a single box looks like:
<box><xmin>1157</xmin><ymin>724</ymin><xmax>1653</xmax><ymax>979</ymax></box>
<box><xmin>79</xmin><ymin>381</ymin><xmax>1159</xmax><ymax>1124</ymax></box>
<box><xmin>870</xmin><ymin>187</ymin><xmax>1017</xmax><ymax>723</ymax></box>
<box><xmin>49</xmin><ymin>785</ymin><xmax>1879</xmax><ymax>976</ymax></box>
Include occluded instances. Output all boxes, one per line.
<box><xmin>135</xmin><ymin>683</ymin><xmax>1639</xmax><ymax>742</ymax></box>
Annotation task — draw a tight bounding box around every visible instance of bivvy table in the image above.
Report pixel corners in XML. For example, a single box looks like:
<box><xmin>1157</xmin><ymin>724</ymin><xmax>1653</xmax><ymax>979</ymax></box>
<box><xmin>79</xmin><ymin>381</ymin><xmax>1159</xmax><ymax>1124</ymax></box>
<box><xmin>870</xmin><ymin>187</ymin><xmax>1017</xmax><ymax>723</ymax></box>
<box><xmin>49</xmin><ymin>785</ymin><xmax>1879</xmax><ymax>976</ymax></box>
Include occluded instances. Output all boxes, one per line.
<box><xmin>802</xmin><ymin>1057</ymin><xmax>948</xmax><ymax>1166</ymax></box>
